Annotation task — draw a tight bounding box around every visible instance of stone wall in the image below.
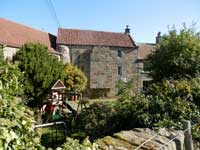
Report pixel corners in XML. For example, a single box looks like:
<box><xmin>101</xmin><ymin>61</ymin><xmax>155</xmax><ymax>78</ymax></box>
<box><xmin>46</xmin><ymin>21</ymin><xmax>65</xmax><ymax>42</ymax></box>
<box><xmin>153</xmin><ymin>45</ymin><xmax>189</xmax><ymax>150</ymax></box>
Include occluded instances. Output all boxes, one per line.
<box><xmin>135</xmin><ymin>59</ymin><xmax>152</xmax><ymax>92</ymax></box>
<box><xmin>90</xmin><ymin>46</ymin><xmax>137</xmax><ymax>97</ymax></box>
<box><xmin>96</xmin><ymin>128</ymin><xmax>186</xmax><ymax>150</ymax></box>
<box><xmin>62</xmin><ymin>45</ymin><xmax>137</xmax><ymax>97</ymax></box>
<box><xmin>56</xmin><ymin>45</ymin><xmax>71</xmax><ymax>63</ymax></box>
<box><xmin>3</xmin><ymin>46</ymin><xmax>18</xmax><ymax>61</ymax></box>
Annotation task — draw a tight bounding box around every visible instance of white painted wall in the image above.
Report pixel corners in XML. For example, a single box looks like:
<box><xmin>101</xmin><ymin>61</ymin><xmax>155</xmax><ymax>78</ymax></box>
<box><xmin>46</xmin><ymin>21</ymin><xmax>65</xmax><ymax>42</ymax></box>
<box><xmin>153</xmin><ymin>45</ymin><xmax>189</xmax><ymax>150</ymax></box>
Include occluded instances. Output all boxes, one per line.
<box><xmin>3</xmin><ymin>46</ymin><xmax>19</xmax><ymax>61</ymax></box>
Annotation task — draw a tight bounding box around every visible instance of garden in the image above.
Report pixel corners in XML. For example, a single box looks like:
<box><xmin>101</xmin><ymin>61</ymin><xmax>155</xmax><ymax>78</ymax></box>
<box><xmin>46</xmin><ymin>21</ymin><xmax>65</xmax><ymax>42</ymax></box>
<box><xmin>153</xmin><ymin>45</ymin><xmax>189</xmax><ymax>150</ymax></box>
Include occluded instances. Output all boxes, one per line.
<box><xmin>0</xmin><ymin>26</ymin><xmax>200</xmax><ymax>149</ymax></box>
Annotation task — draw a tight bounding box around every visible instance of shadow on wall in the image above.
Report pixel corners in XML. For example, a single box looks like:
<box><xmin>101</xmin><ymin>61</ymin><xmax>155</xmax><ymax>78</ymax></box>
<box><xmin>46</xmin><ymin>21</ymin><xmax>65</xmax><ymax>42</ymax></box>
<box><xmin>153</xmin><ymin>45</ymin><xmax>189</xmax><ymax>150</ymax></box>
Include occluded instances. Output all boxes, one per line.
<box><xmin>48</xmin><ymin>33</ymin><xmax>57</xmax><ymax>49</ymax></box>
<box><xmin>85</xmin><ymin>88</ymin><xmax>111</xmax><ymax>99</ymax></box>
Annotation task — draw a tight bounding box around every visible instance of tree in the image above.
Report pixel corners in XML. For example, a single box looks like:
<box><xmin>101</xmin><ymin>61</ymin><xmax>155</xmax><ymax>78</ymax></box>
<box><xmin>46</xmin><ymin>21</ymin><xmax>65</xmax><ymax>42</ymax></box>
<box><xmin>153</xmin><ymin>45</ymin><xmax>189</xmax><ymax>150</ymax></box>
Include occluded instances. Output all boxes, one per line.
<box><xmin>14</xmin><ymin>43</ymin><xmax>64</xmax><ymax>104</ymax></box>
<box><xmin>145</xmin><ymin>26</ymin><xmax>200</xmax><ymax>82</ymax></box>
<box><xmin>63</xmin><ymin>63</ymin><xmax>87</xmax><ymax>92</ymax></box>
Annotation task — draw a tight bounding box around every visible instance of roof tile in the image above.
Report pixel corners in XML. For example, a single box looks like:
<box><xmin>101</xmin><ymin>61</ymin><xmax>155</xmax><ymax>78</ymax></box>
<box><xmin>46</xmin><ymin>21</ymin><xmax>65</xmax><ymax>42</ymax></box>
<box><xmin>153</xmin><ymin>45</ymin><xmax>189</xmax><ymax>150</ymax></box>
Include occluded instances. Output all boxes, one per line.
<box><xmin>0</xmin><ymin>18</ymin><xmax>57</xmax><ymax>53</ymax></box>
<box><xmin>137</xmin><ymin>43</ymin><xmax>156</xmax><ymax>59</ymax></box>
<box><xmin>57</xmin><ymin>28</ymin><xmax>136</xmax><ymax>48</ymax></box>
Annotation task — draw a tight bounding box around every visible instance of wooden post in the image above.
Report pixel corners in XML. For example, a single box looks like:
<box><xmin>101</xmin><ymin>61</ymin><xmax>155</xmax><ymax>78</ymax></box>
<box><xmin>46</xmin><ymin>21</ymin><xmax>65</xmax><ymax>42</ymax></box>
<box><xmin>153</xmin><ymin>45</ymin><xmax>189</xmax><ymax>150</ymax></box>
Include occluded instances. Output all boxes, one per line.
<box><xmin>183</xmin><ymin>120</ymin><xmax>194</xmax><ymax>150</ymax></box>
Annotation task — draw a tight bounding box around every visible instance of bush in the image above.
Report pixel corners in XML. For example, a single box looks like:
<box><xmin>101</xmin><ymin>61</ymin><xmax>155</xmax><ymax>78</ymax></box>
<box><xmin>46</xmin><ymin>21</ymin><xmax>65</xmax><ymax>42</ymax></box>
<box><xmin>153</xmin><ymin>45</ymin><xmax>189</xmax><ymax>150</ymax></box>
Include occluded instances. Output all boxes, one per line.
<box><xmin>63</xmin><ymin>63</ymin><xmax>87</xmax><ymax>92</ymax></box>
<box><xmin>72</xmin><ymin>95</ymin><xmax>151</xmax><ymax>139</ymax></box>
<box><xmin>71</xmin><ymin>78</ymin><xmax>200</xmax><ymax>141</ymax></box>
<box><xmin>0</xmin><ymin>63</ymin><xmax>44</xmax><ymax>149</ymax></box>
<box><xmin>56</xmin><ymin>137</ymin><xmax>99</xmax><ymax>150</ymax></box>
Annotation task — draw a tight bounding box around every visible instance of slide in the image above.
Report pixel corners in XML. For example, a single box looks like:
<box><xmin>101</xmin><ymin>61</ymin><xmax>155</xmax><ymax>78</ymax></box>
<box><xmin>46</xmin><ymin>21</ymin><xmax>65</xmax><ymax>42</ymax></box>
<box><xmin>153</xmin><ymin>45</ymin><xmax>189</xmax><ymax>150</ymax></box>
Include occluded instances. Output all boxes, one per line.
<box><xmin>62</xmin><ymin>101</ymin><xmax>77</xmax><ymax>116</ymax></box>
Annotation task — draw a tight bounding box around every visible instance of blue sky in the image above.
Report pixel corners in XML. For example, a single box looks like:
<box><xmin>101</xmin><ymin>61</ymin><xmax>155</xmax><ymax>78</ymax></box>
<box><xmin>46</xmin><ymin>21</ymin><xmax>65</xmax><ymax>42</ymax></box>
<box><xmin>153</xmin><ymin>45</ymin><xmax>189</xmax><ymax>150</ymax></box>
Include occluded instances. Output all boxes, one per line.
<box><xmin>1</xmin><ymin>0</ymin><xmax>199</xmax><ymax>43</ymax></box>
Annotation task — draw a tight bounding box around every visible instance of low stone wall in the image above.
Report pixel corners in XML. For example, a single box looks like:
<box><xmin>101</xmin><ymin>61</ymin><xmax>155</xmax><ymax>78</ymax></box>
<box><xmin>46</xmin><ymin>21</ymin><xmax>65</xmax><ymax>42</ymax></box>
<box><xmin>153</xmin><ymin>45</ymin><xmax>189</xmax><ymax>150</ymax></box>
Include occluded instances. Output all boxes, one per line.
<box><xmin>96</xmin><ymin>128</ymin><xmax>186</xmax><ymax>150</ymax></box>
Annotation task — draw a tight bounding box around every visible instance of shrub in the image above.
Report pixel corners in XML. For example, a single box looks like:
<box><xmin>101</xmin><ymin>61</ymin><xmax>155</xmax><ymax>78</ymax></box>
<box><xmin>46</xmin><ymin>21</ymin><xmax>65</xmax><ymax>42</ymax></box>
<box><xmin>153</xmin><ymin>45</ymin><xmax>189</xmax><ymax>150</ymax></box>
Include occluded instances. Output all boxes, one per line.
<box><xmin>72</xmin><ymin>78</ymin><xmax>200</xmax><ymax>141</ymax></box>
<box><xmin>0</xmin><ymin>63</ymin><xmax>44</xmax><ymax>149</ymax></box>
<box><xmin>63</xmin><ymin>63</ymin><xmax>87</xmax><ymax>92</ymax></box>
<box><xmin>57</xmin><ymin>137</ymin><xmax>99</xmax><ymax>150</ymax></box>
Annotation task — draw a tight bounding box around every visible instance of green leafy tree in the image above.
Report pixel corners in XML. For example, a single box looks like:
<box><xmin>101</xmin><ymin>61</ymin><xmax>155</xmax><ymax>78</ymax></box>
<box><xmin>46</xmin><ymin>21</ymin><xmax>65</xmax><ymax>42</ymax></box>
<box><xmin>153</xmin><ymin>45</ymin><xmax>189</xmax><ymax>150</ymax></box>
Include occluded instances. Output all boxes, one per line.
<box><xmin>146</xmin><ymin>26</ymin><xmax>200</xmax><ymax>82</ymax></box>
<box><xmin>0</xmin><ymin>47</ymin><xmax>44</xmax><ymax>149</ymax></box>
<box><xmin>63</xmin><ymin>63</ymin><xmax>87</xmax><ymax>92</ymax></box>
<box><xmin>14</xmin><ymin>42</ymin><xmax>64</xmax><ymax>104</ymax></box>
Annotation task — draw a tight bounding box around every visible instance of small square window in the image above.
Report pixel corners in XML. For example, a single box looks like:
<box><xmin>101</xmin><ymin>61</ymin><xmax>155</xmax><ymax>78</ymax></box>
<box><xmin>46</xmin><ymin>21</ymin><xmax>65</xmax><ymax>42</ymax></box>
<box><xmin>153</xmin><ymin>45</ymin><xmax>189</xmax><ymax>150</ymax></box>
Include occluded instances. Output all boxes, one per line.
<box><xmin>118</xmin><ymin>50</ymin><xmax>122</xmax><ymax>57</ymax></box>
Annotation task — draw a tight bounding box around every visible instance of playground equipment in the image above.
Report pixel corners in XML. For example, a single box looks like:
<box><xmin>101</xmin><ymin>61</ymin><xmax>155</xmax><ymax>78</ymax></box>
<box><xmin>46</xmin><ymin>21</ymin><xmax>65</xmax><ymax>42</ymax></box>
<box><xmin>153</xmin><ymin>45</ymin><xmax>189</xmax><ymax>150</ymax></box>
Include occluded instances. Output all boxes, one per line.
<box><xmin>40</xmin><ymin>79</ymin><xmax>86</xmax><ymax>123</ymax></box>
<box><xmin>36</xmin><ymin>80</ymin><xmax>88</xmax><ymax>148</ymax></box>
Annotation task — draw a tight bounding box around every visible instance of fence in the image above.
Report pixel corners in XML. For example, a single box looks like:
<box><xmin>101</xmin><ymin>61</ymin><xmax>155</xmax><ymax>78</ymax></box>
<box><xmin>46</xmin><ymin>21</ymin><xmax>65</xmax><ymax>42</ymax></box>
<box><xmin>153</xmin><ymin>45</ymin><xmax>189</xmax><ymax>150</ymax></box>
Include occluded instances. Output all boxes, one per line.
<box><xmin>34</xmin><ymin>121</ymin><xmax>67</xmax><ymax>148</ymax></box>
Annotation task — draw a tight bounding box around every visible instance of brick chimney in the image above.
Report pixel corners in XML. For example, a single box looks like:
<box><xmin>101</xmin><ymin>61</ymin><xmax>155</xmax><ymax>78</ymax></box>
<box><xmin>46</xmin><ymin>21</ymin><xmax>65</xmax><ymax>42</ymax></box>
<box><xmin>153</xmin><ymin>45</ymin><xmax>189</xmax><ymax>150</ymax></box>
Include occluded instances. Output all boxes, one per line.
<box><xmin>125</xmin><ymin>25</ymin><xmax>130</xmax><ymax>34</ymax></box>
<box><xmin>156</xmin><ymin>32</ymin><xmax>161</xmax><ymax>44</ymax></box>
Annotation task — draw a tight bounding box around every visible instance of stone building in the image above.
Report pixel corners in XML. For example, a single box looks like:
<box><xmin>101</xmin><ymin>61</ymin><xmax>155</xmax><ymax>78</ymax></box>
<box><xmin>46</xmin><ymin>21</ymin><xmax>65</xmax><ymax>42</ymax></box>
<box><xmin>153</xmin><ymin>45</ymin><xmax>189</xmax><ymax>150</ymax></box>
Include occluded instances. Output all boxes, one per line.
<box><xmin>135</xmin><ymin>33</ymin><xmax>161</xmax><ymax>92</ymax></box>
<box><xmin>0</xmin><ymin>18</ymin><xmax>60</xmax><ymax>61</ymax></box>
<box><xmin>56</xmin><ymin>27</ymin><xmax>138</xmax><ymax>97</ymax></box>
<box><xmin>0</xmin><ymin>18</ymin><xmax>157</xmax><ymax>97</ymax></box>
<box><xmin>136</xmin><ymin>43</ymin><xmax>155</xmax><ymax>92</ymax></box>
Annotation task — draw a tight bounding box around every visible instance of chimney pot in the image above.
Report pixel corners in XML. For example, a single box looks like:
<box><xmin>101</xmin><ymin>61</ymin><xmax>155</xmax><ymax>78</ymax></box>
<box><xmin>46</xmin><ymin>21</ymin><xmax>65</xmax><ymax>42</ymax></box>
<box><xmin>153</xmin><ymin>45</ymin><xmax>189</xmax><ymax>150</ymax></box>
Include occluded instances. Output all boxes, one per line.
<box><xmin>125</xmin><ymin>25</ymin><xmax>130</xmax><ymax>34</ymax></box>
<box><xmin>156</xmin><ymin>32</ymin><xmax>161</xmax><ymax>44</ymax></box>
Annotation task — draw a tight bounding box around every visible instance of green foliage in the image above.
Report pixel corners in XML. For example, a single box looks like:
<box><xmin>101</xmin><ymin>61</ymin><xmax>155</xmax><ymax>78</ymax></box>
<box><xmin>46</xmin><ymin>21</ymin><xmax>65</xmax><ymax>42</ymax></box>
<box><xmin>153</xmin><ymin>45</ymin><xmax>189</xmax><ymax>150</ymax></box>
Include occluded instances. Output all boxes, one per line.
<box><xmin>116</xmin><ymin>78</ymin><xmax>134</xmax><ymax>101</ymax></box>
<box><xmin>0</xmin><ymin>64</ymin><xmax>23</xmax><ymax>97</ymax></box>
<box><xmin>146</xmin><ymin>79</ymin><xmax>200</xmax><ymax>128</ymax></box>
<box><xmin>72</xmin><ymin>78</ymin><xmax>200</xmax><ymax>141</ymax></box>
<box><xmin>0</xmin><ymin>62</ymin><xmax>43</xmax><ymax>149</ymax></box>
<box><xmin>57</xmin><ymin>137</ymin><xmax>99</xmax><ymax>150</ymax></box>
<box><xmin>146</xmin><ymin>26</ymin><xmax>200</xmax><ymax>81</ymax></box>
<box><xmin>0</xmin><ymin>46</ymin><xmax>4</xmax><ymax>65</ymax></box>
<box><xmin>147</xmin><ymin>79</ymin><xmax>200</xmax><ymax>141</ymax></box>
<box><xmin>14</xmin><ymin>42</ymin><xmax>64</xmax><ymax>103</ymax></box>
<box><xmin>63</xmin><ymin>63</ymin><xmax>87</xmax><ymax>92</ymax></box>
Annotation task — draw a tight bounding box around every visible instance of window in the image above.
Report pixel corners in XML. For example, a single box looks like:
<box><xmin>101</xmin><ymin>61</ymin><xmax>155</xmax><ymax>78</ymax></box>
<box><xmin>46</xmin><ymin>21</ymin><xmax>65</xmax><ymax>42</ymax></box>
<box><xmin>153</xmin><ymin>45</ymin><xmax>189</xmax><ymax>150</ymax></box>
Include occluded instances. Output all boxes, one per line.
<box><xmin>142</xmin><ymin>80</ymin><xmax>152</xmax><ymax>93</ymax></box>
<box><xmin>143</xmin><ymin>61</ymin><xmax>150</xmax><ymax>70</ymax></box>
<box><xmin>118</xmin><ymin>50</ymin><xmax>122</xmax><ymax>57</ymax></box>
<box><xmin>118</xmin><ymin>66</ymin><xmax>122</xmax><ymax>76</ymax></box>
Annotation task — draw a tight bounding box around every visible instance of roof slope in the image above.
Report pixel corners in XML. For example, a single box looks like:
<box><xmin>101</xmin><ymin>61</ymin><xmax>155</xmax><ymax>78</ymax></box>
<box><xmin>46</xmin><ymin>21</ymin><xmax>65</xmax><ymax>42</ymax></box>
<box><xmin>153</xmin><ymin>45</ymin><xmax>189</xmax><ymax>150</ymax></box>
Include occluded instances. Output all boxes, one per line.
<box><xmin>57</xmin><ymin>28</ymin><xmax>136</xmax><ymax>48</ymax></box>
<box><xmin>51</xmin><ymin>79</ymin><xmax>66</xmax><ymax>90</ymax></box>
<box><xmin>0</xmin><ymin>18</ymin><xmax>57</xmax><ymax>53</ymax></box>
<box><xmin>137</xmin><ymin>43</ymin><xmax>156</xmax><ymax>60</ymax></box>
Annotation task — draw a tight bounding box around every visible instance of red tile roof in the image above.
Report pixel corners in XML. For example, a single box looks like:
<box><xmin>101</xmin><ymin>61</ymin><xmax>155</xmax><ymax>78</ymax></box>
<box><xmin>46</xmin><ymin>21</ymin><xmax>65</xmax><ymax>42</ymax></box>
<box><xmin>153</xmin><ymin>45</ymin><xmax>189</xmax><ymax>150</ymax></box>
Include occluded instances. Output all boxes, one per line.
<box><xmin>137</xmin><ymin>43</ymin><xmax>156</xmax><ymax>59</ymax></box>
<box><xmin>0</xmin><ymin>18</ymin><xmax>58</xmax><ymax>54</ymax></box>
<box><xmin>57</xmin><ymin>28</ymin><xmax>136</xmax><ymax>48</ymax></box>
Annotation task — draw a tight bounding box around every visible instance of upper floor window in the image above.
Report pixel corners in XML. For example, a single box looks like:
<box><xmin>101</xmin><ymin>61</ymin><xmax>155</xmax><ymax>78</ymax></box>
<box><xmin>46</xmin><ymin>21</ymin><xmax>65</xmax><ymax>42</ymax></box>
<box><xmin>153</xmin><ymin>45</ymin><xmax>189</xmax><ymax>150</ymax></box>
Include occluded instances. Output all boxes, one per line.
<box><xmin>118</xmin><ymin>50</ymin><xmax>122</xmax><ymax>57</ymax></box>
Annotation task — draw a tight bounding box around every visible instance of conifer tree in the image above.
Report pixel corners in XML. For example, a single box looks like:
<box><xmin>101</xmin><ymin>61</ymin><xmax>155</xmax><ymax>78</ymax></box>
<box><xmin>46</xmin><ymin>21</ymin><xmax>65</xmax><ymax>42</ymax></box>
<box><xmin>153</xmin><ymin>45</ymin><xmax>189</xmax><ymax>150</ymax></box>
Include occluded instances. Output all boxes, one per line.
<box><xmin>14</xmin><ymin>43</ymin><xmax>64</xmax><ymax>104</ymax></box>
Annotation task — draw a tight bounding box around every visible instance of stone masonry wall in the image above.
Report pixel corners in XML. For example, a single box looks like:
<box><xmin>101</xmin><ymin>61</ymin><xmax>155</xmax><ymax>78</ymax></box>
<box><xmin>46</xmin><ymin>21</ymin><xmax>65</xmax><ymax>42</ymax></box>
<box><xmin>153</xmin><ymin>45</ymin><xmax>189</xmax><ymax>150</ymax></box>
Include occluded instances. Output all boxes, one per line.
<box><xmin>90</xmin><ymin>46</ymin><xmax>137</xmax><ymax>97</ymax></box>
<box><xmin>65</xmin><ymin>45</ymin><xmax>137</xmax><ymax>97</ymax></box>
<box><xmin>3</xmin><ymin>46</ymin><xmax>18</xmax><ymax>61</ymax></box>
<box><xmin>136</xmin><ymin>59</ymin><xmax>152</xmax><ymax>92</ymax></box>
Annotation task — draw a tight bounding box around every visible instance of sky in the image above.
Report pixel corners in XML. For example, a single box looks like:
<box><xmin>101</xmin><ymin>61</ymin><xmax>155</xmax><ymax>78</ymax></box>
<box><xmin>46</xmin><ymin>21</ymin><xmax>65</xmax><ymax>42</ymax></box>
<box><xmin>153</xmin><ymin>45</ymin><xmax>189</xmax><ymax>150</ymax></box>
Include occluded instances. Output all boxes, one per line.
<box><xmin>1</xmin><ymin>0</ymin><xmax>199</xmax><ymax>43</ymax></box>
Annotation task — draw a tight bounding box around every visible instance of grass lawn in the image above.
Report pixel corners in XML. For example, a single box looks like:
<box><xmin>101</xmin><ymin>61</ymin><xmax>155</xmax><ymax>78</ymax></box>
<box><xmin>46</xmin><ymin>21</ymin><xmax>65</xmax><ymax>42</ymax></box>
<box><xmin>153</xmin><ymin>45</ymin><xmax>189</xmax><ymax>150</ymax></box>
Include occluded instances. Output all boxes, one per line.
<box><xmin>88</xmin><ymin>98</ymin><xmax>117</xmax><ymax>104</ymax></box>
